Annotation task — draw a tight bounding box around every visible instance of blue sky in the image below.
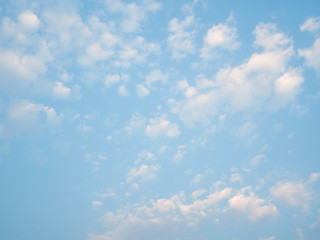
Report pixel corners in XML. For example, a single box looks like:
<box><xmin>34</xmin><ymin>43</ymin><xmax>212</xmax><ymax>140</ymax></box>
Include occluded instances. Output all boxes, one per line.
<box><xmin>0</xmin><ymin>0</ymin><xmax>320</xmax><ymax>239</ymax></box>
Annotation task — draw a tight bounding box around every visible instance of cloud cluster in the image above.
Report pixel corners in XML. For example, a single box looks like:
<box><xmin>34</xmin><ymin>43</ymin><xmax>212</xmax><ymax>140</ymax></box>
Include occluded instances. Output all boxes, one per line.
<box><xmin>169</xmin><ymin>22</ymin><xmax>303</xmax><ymax>126</ymax></box>
<box><xmin>201</xmin><ymin>14</ymin><xmax>240</xmax><ymax>59</ymax></box>
<box><xmin>168</xmin><ymin>15</ymin><xmax>195</xmax><ymax>59</ymax></box>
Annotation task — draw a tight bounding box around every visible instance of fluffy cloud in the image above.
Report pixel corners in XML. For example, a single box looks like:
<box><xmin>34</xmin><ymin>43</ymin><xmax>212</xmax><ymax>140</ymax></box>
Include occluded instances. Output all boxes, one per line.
<box><xmin>92</xmin><ymin>201</ymin><xmax>103</xmax><ymax>210</ymax></box>
<box><xmin>298</xmin><ymin>38</ymin><xmax>320</xmax><ymax>72</ymax></box>
<box><xmin>53</xmin><ymin>82</ymin><xmax>71</xmax><ymax>98</ymax></box>
<box><xmin>169</xmin><ymin>22</ymin><xmax>302</xmax><ymax>126</ymax></box>
<box><xmin>127</xmin><ymin>164</ymin><xmax>160</xmax><ymax>184</ymax></box>
<box><xmin>126</xmin><ymin>113</ymin><xmax>146</xmax><ymax>134</ymax></box>
<box><xmin>145</xmin><ymin>114</ymin><xmax>180</xmax><ymax>138</ymax></box>
<box><xmin>254</xmin><ymin>23</ymin><xmax>292</xmax><ymax>50</ymax></box>
<box><xmin>18</xmin><ymin>10</ymin><xmax>40</xmax><ymax>32</ymax></box>
<box><xmin>249</xmin><ymin>154</ymin><xmax>265</xmax><ymax>166</ymax></box>
<box><xmin>0</xmin><ymin>49</ymin><xmax>47</xmax><ymax>82</ymax></box>
<box><xmin>79</xmin><ymin>42</ymin><xmax>113</xmax><ymax>65</ymax></box>
<box><xmin>105</xmin><ymin>74</ymin><xmax>121</xmax><ymax>88</ymax></box>
<box><xmin>258</xmin><ymin>237</ymin><xmax>275</xmax><ymax>240</ymax></box>
<box><xmin>1</xmin><ymin>100</ymin><xmax>61</xmax><ymax>137</ymax></box>
<box><xmin>300</xmin><ymin>16</ymin><xmax>320</xmax><ymax>33</ymax></box>
<box><xmin>118</xmin><ymin>85</ymin><xmax>129</xmax><ymax>97</ymax></box>
<box><xmin>136</xmin><ymin>84</ymin><xmax>150</xmax><ymax>98</ymax></box>
<box><xmin>8</xmin><ymin>100</ymin><xmax>60</xmax><ymax>126</ymax></box>
<box><xmin>168</xmin><ymin>15</ymin><xmax>195</xmax><ymax>59</ymax></box>
<box><xmin>228</xmin><ymin>188</ymin><xmax>278</xmax><ymax>221</ymax></box>
<box><xmin>201</xmin><ymin>15</ymin><xmax>240</xmax><ymax>59</ymax></box>
<box><xmin>105</xmin><ymin>0</ymin><xmax>161</xmax><ymax>33</ymax></box>
<box><xmin>270</xmin><ymin>181</ymin><xmax>311</xmax><ymax>210</ymax></box>
<box><xmin>309</xmin><ymin>172</ymin><xmax>320</xmax><ymax>182</ymax></box>
<box><xmin>145</xmin><ymin>70</ymin><xmax>168</xmax><ymax>87</ymax></box>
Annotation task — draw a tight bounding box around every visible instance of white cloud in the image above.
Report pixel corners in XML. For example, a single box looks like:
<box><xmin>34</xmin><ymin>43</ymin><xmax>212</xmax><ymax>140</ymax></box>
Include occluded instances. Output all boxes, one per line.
<box><xmin>273</xmin><ymin>69</ymin><xmax>304</xmax><ymax>105</ymax></box>
<box><xmin>79</xmin><ymin>42</ymin><xmax>113</xmax><ymax>65</ymax></box>
<box><xmin>145</xmin><ymin>70</ymin><xmax>168</xmax><ymax>87</ymax></box>
<box><xmin>92</xmin><ymin>201</ymin><xmax>103</xmax><ymax>210</ymax></box>
<box><xmin>136</xmin><ymin>84</ymin><xmax>150</xmax><ymax>98</ymax></box>
<box><xmin>145</xmin><ymin>114</ymin><xmax>180</xmax><ymax>138</ymax></box>
<box><xmin>105</xmin><ymin>0</ymin><xmax>161</xmax><ymax>33</ymax></box>
<box><xmin>170</xmin><ymin>23</ymin><xmax>300</xmax><ymax>126</ymax></box>
<box><xmin>90</xmin><ymin>188</ymin><xmax>247</xmax><ymax>239</ymax></box>
<box><xmin>300</xmin><ymin>16</ymin><xmax>320</xmax><ymax>33</ymax></box>
<box><xmin>0</xmin><ymin>49</ymin><xmax>47</xmax><ymax>81</ymax></box>
<box><xmin>254</xmin><ymin>23</ymin><xmax>292</xmax><ymax>50</ymax></box>
<box><xmin>3</xmin><ymin>100</ymin><xmax>61</xmax><ymax>137</ymax></box>
<box><xmin>18</xmin><ymin>10</ymin><xmax>40</xmax><ymax>32</ymax></box>
<box><xmin>126</xmin><ymin>164</ymin><xmax>160</xmax><ymax>184</ymax></box>
<box><xmin>228</xmin><ymin>188</ymin><xmax>278</xmax><ymax>221</ymax></box>
<box><xmin>135</xmin><ymin>150</ymin><xmax>155</xmax><ymax>164</ymax></box>
<box><xmin>118</xmin><ymin>85</ymin><xmax>129</xmax><ymax>96</ymax></box>
<box><xmin>309</xmin><ymin>172</ymin><xmax>320</xmax><ymax>182</ymax></box>
<box><xmin>296</xmin><ymin>228</ymin><xmax>304</xmax><ymax>240</ymax></box>
<box><xmin>191</xmin><ymin>189</ymin><xmax>207</xmax><ymax>200</ymax></box>
<box><xmin>250</xmin><ymin>155</ymin><xmax>265</xmax><ymax>166</ymax></box>
<box><xmin>270</xmin><ymin>181</ymin><xmax>311</xmax><ymax>210</ymax></box>
<box><xmin>230</xmin><ymin>173</ymin><xmax>243</xmax><ymax>183</ymax></box>
<box><xmin>258</xmin><ymin>237</ymin><xmax>275</xmax><ymax>240</ymax></box>
<box><xmin>105</xmin><ymin>74</ymin><xmax>121</xmax><ymax>88</ymax></box>
<box><xmin>9</xmin><ymin>101</ymin><xmax>60</xmax><ymax>126</ymax></box>
<box><xmin>168</xmin><ymin>15</ymin><xmax>195</xmax><ymax>59</ymax></box>
<box><xmin>126</xmin><ymin>113</ymin><xmax>146</xmax><ymax>134</ymax></box>
<box><xmin>43</xmin><ymin>10</ymin><xmax>91</xmax><ymax>49</ymax></box>
<box><xmin>172</xmin><ymin>145</ymin><xmax>187</xmax><ymax>163</ymax></box>
<box><xmin>53</xmin><ymin>82</ymin><xmax>71</xmax><ymax>98</ymax></box>
<box><xmin>201</xmin><ymin>15</ymin><xmax>240</xmax><ymax>59</ymax></box>
<box><xmin>190</xmin><ymin>173</ymin><xmax>204</xmax><ymax>185</ymax></box>
<box><xmin>298</xmin><ymin>38</ymin><xmax>320</xmax><ymax>72</ymax></box>
<box><xmin>77</xmin><ymin>123</ymin><xmax>92</xmax><ymax>134</ymax></box>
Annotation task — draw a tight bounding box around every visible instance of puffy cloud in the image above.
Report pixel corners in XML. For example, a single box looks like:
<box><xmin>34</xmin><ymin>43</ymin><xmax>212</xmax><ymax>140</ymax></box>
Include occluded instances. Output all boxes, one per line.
<box><xmin>298</xmin><ymin>38</ymin><xmax>320</xmax><ymax>72</ymax></box>
<box><xmin>43</xmin><ymin>10</ymin><xmax>91</xmax><ymax>49</ymax></box>
<box><xmin>258</xmin><ymin>237</ymin><xmax>275</xmax><ymax>240</ymax></box>
<box><xmin>300</xmin><ymin>16</ymin><xmax>320</xmax><ymax>33</ymax></box>
<box><xmin>273</xmin><ymin>69</ymin><xmax>304</xmax><ymax>104</ymax></box>
<box><xmin>105</xmin><ymin>74</ymin><xmax>121</xmax><ymax>88</ymax></box>
<box><xmin>79</xmin><ymin>42</ymin><xmax>113</xmax><ymax>65</ymax></box>
<box><xmin>270</xmin><ymin>181</ymin><xmax>311</xmax><ymax>210</ymax></box>
<box><xmin>145</xmin><ymin>114</ymin><xmax>180</xmax><ymax>138</ymax></box>
<box><xmin>309</xmin><ymin>172</ymin><xmax>320</xmax><ymax>182</ymax></box>
<box><xmin>18</xmin><ymin>10</ymin><xmax>40</xmax><ymax>32</ymax></box>
<box><xmin>254</xmin><ymin>23</ymin><xmax>292</xmax><ymax>50</ymax></box>
<box><xmin>126</xmin><ymin>113</ymin><xmax>146</xmax><ymax>134</ymax></box>
<box><xmin>0</xmin><ymin>49</ymin><xmax>47</xmax><ymax>82</ymax></box>
<box><xmin>145</xmin><ymin>70</ymin><xmax>168</xmax><ymax>87</ymax></box>
<box><xmin>190</xmin><ymin>173</ymin><xmax>204</xmax><ymax>185</ymax></box>
<box><xmin>105</xmin><ymin>0</ymin><xmax>161</xmax><ymax>33</ymax></box>
<box><xmin>168</xmin><ymin>15</ymin><xmax>195</xmax><ymax>59</ymax></box>
<box><xmin>230</xmin><ymin>173</ymin><xmax>243</xmax><ymax>183</ymax></box>
<box><xmin>201</xmin><ymin>15</ymin><xmax>240</xmax><ymax>59</ymax></box>
<box><xmin>97</xmin><ymin>188</ymin><xmax>231</xmax><ymax>235</ymax></box>
<box><xmin>8</xmin><ymin>100</ymin><xmax>60</xmax><ymax>126</ymax></box>
<box><xmin>228</xmin><ymin>188</ymin><xmax>278</xmax><ymax>221</ymax></box>
<box><xmin>118</xmin><ymin>84</ymin><xmax>129</xmax><ymax>96</ymax></box>
<box><xmin>136</xmin><ymin>84</ymin><xmax>150</xmax><ymax>98</ymax></box>
<box><xmin>170</xmin><ymin>23</ymin><xmax>301</xmax><ymax>126</ymax></box>
<box><xmin>53</xmin><ymin>82</ymin><xmax>71</xmax><ymax>98</ymax></box>
<box><xmin>191</xmin><ymin>189</ymin><xmax>207</xmax><ymax>200</ymax></box>
<box><xmin>126</xmin><ymin>164</ymin><xmax>160</xmax><ymax>187</ymax></box>
<box><xmin>249</xmin><ymin>154</ymin><xmax>265</xmax><ymax>166</ymax></box>
<box><xmin>172</xmin><ymin>145</ymin><xmax>187</xmax><ymax>163</ymax></box>
<box><xmin>1</xmin><ymin>100</ymin><xmax>61</xmax><ymax>137</ymax></box>
<box><xmin>92</xmin><ymin>201</ymin><xmax>103</xmax><ymax>210</ymax></box>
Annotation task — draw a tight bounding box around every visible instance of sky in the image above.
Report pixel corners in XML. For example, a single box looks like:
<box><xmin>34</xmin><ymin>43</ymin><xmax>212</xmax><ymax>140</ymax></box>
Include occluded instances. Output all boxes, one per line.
<box><xmin>0</xmin><ymin>0</ymin><xmax>320</xmax><ymax>239</ymax></box>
